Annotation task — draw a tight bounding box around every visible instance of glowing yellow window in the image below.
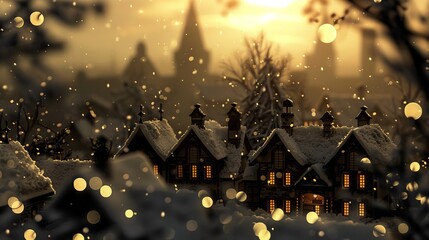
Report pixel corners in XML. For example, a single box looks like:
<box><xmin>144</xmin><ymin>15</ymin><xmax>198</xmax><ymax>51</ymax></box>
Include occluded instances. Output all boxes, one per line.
<box><xmin>269</xmin><ymin>199</ymin><xmax>275</xmax><ymax>213</ymax></box>
<box><xmin>153</xmin><ymin>165</ymin><xmax>159</xmax><ymax>175</ymax></box>
<box><xmin>285</xmin><ymin>172</ymin><xmax>291</xmax><ymax>186</ymax></box>
<box><xmin>204</xmin><ymin>165</ymin><xmax>212</xmax><ymax>179</ymax></box>
<box><xmin>343</xmin><ymin>173</ymin><xmax>350</xmax><ymax>188</ymax></box>
<box><xmin>177</xmin><ymin>165</ymin><xmax>183</xmax><ymax>178</ymax></box>
<box><xmin>268</xmin><ymin>172</ymin><xmax>275</xmax><ymax>185</ymax></box>
<box><xmin>358</xmin><ymin>202</ymin><xmax>366</xmax><ymax>217</ymax></box>
<box><xmin>285</xmin><ymin>200</ymin><xmax>291</xmax><ymax>214</ymax></box>
<box><xmin>191</xmin><ymin>165</ymin><xmax>198</xmax><ymax>178</ymax></box>
<box><xmin>315</xmin><ymin>205</ymin><xmax>320</xmax><ymax>215</ymax></box>
<box><xmin>343</xmin><ymin>202</ymin><xmax>350</xmax><ymax>216</ymax></box>
<box><xmin>359</xmin><ymin>174</ymin><xmax>366</xmax><ymax>189</ymax></box>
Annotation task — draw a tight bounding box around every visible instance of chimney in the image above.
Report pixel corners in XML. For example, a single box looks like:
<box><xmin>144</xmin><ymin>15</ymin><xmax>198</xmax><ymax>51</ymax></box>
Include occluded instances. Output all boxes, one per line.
<box><xmin>320</xmin><ymin>111</ymin><xmax>334</xmax><ymax>137</ymax></box>
<box><xmin>355</xmin><ymin>106</ymin><xmax>372</xmax><ymax>127</ymax></box>
<box><xmin>227</xmin><ymin>102</ymin><xmax>241</xmax><ymax>148</ymax></box>
<box><xmin>189</xmin><ymin>103</ymin><xmax>206</xmax><ymax>129</ymax></box>
<box><xmin>281</xmin><ymin>98</ymin><xmax>294</xmax><ymax>135</ymax></box>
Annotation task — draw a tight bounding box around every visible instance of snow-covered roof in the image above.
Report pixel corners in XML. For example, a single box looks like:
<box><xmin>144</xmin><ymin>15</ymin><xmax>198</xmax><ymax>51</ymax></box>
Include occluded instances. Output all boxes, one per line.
<box><xmin>250</xmin><ymin>124</ymin><xmax>394</xmax><ymax>167</ymax></box>
<box><xmin>326</xmin><ymin>124</ymin><xmax>396</xmax><ymax>165</ymax></box>
<box><xmin>248</xmin><ymin>129</ymin><xmax>308</xmax><ymax>165</ymax></box>
<box><xmin>115</xmin><ymin>119</ymin><xmax>178</xmax><ymax>161</ymax></box>
<box><xmin>0</xmin><ymin>141</ymin><xmax>54</xmax><ymax>207</ymax></box>
<box><xmin>172</xmin><ymin>120</ymin><xmax>227</xmax><ymax>161</ymax></box>
<box><xmin>295</xmin><ymin>163</ymin><xmax>333</xmax><ymax>187</ymax></box>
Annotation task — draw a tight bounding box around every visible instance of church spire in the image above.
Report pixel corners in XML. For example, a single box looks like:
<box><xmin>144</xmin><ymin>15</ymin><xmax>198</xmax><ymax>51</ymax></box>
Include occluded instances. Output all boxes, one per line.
<box><xmin>174</xmin><ymin>0</ymin><xmax>210</xmax><ymax>77</ymax></box>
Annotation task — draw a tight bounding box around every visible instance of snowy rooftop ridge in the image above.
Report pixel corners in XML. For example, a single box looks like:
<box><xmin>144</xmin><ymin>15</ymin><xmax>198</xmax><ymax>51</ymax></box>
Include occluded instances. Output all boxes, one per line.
<box><xmin>115</xmin><ymin>119</ymin><xmax>178</xmax><ymax>160</ymax></box>
<box><xmin>250</xmin><ymin>124</ymin><xmax>394</xmax><ymax>167</ymax></box>
<box><xmin>173</xmin><ymin>120</ymin><xmax>228</xmax><ymax>160</ymax></box>
<box><xmin>0</xmin><ymin>141</ymin><xmax>54</xmax><ymax>207</ymax></box>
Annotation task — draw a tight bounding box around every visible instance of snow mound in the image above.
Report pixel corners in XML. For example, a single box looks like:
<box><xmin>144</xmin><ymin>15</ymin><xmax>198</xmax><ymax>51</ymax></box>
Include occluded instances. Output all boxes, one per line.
<box><xmin>0</xmin><ymin>141</ymin><xmax>54</xmax><ymax>206</ymax></box>
<box><xmin>37</xmin><ymin>158</ymin><xmax>93</xmax><ymax>191</ymax></box>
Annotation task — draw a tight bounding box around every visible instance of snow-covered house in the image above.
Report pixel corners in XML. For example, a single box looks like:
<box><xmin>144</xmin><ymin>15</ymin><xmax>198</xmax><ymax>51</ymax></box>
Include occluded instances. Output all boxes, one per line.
<box><xmin>0</xmin><ymin>141</ymin><xmax>54</xmax><ymax>218</ymax></box>
<box><xmin>114</xmin><ymin>116</ymin><xmax>178</xmax><ymax>177</ymax></box>
<box><xmin>242</xmin><ymin>99</ymin><xmax>395</xmax><ymax>218</ymax></box>
<box><xmin>165</xmin><ymin>103</ymin><xmax>251</xmax><ymax>199</ymax></box>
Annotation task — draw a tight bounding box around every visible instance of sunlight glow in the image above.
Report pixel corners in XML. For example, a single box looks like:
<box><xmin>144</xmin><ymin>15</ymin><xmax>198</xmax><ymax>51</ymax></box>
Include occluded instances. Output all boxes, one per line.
<box><xmin>245</xmin><ymin>0</ymin><xmax>294</xmax><ymax>8</ymax></box>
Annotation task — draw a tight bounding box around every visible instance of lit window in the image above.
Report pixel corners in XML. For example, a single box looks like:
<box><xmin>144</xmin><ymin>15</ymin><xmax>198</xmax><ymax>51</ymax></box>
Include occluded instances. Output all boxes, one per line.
<box><xmin>343</xmin><ymin>202</ymin><xmax>350</xmax><ymax>216</ymax></box>
<box><xmin>285</xmin><ymin>172</ymin><xmax>291</xmax><ymax>186</ymax></box>
<box><xmin>191</xmin><ymin>165</ymin><xmax>198</xmax><ymax>178</ymax></box>
<box><xmin>268</xmin><ymin>172</ymin><xmax>275</xmax><ymax>185</ymax></box>
<box><xmin>204</xmin><ymin>165</ymin><xmax>212</xmax><ymax>179</ymax></box>
<box><xmin>315</xmin><ymin>205</ymin><xmax>320</xmax><ymax>215</ymax></box>
<box><xmin>343</xmin><ymin>173</ymin><xmax>350</xmax><ymax>188</ymax></box>
<box><xmin>359</xmin><ymin>174</ymin><xmax>366</xmax><ymax>189</ymax></box>
<box><xmin>269</xmin><ymin>199</ymin><xmax>275</xmax><ymax>213</ymax></box>
<box><xmin>153</xmin><ymin>165</ymin><xmax>159</xmax><ymax>175</ymax></box>
<box><xmin>188</xmin><ymin>145</ymin><xmax>199</xmax><ymax>163</ymax></box>
<box><xmin>273</xmin><ymin>149</ymin><xmax>284</xmax><ymax>169</ymax></box>
<box><xmin>285</xmin><ymin>200</ymin><xmax>291</xmax><ymax>213</ymax></box>
<box><xmin>358</xmin><ymin>202</ymin><xmax>366</xmax><ymax>217</ymax></box>
<box><xmin>177</xmin><ymin>165</ymin><xmax>183</xmax><ymax>178</ymax></box>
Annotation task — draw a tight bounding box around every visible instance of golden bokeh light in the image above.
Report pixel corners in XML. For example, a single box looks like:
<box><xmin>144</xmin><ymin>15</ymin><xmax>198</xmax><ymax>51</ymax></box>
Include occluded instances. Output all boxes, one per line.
<box><xmin>8</xmin><ymin>196</ymin><xmax>24</xmax><ymax>214</ymax></box>
<box><xmin>73</xmin><ymin>178</ymin><xmax>87</xmax><ymax>191</ymax></box>
<box><xmin>73</xmin><ymin>233</ymin><xmax>85</xmax><ymax>240</ymax></box>
<box><xmin>361</xmin><ymin>157</ymin><xmax>371</xmax><ymax>164</ymax></box>
<box><xmin>259</xmin><ymin>229</ymin><xmax>271</xmax><ymax>240</ymax></box>
<box><xmin>125</xmin><ymin>209</ymin><xmax>134</xmax><ymax>218</ymax></box>
<box><xmin>318</xmin><ymin>24</ymin><xmax>337</xmax><ymax>43</ymax></box>
<box><xmin>271</xmin><ymin>208</ymin><xmax>284</xmax><ymax>221</ymax></box>
<box><xmin>100</xmin><ymin>185</ymin><xmax>112</xmax><ymax>198</ymax></box>
<box><xmin>373</xmin><ymin>224</ymin><xmax>386</xmax><ymax>237</ymax></box>
<box><xmin>30</xmin><ymin>11</ymin><xmax>44</xmax><ymax>26</ymax></box>
<box><xmin>306</xmin><ymin>211</ymin><xmax>318</xmax><ymax>224</ymax></box>
<box><xmin>398</xmin><ymin>223</ymin><xmax>409</xmax><ymax>234</ymax></box>
<box><xmin>89</xmin><ymin>177</ymin><xmax>103</xmax><ymax>190</ymax></box>
<box><xmin>225</xmin><ymin>188</ymin><xmax>237</xmax><ymax>200</ymax></box>
<box><xmin>236</xmin><ymin>191</ymin><xmax>247</xmax><ymax>202</ymax></box>
<box><xmin>186</xmin><ymin>220</ymin><xmax>198</xmax><ymax>232</ymax></box>
<box><xmin>202</xmin><ymin>196</ymin><xmax>213</xmax><ymax>208</ymax></box>
<box><xmin>253</xmin><ymin>222</ymin><xmax>267</xmax><ymax>237</ymax></box>
<box><xmin>404</xmin><ymin>102</ymin><xmax>422</xmax><ymax>120</ymax></box>
<box><xmin>23</xmin><ymin>229</ymin><xmax>36</xmax><ymax>240</ymax></box>
<box><xmin>87</xmin><ymin>210</ymin><xmax>101</xmax><ymax>224</ymax></box>
<box><xmin>14</xmin><ymin>17</ymin><xmax>24</xmax><ymax>28</ymax></box>
<box><xmin>410</xmin><ymin>162</ymin><xmax>421</xmax><ymax>172</ymax></box>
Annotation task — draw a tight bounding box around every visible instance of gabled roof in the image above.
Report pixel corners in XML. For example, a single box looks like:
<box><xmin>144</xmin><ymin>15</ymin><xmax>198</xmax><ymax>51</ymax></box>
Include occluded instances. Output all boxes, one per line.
<box><xmin>249</xmin><ymin>129</ymin><xmax>307</xmax><ymax>165</ymax></box>
<box><xmin>171</xmin><ymin>120</ymin><xmax>227</xmax><ymax>161</ymax></box>
<box><xmin>325</xmin><ymin>124</ymin><xmax>395</xmax><ymax>165</ymax></box>
<box><xmin>295</xmin><ymin>163</ymin><xmax>332</xmax><ymax>187</ymax></box>
<box><xmin>250</xmin><ymin>124</ymin><xmax>394</xmax><ymax>168</ymax></box>
<box><xmin>115</xmin><ymin>119</ymin><xmax>178</xmax><ymax>161</ymax></box>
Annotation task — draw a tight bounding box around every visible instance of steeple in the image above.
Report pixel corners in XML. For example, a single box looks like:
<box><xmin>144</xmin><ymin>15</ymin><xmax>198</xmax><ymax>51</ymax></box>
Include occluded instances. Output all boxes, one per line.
<box><xmin>174</xmin><ymin>0</ymin><xmax>210</xmax><ymax>78</ymax></box>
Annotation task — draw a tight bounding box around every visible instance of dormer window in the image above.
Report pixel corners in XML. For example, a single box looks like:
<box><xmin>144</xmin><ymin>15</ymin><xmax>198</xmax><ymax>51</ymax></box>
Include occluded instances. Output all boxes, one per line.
<box><xmin>273</xmin><ymin>148</ymin><xmax>285</xmax><ymax>169</ymax></box>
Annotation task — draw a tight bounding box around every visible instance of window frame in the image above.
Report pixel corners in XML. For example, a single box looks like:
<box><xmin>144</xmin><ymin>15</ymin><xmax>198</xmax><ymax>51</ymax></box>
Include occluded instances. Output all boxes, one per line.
<box><xmin>268</xmin><ymin>171</ymin><xmax>275</xmax><ymax>185</ymax></box>
<box><xmin>204</xmin><ymin>165</ymin><xmax>212</xmax><ymax>179</ymax></box>
<box><xmin>284</xmin><ymin>199</ymin><xmax>291</xmax><ymax>214</ymax></box>
<box><xmin>358</xmin><ymin>174</ymin><xmax>366</xmax><ymax>189</ymax></box>
<box><xmin>342</xmin><ymin>173</ymin><xmax>350</xmax><ymax>188</ymax></box>
<box><xmin>153</xmin><ymin>164</ymin><xmax>159</xmax><ymax>175</ymax></box>
<box><xmin>358</xmin><ymin>202</ymin><xmax>366</xmax><ymax>217</ymax></box>
<box><xmin>273</xmin><ymin>148</ymin><xmax>285</xmax><ymax>169</ymax></box>
<box><xmin>343</xmin><ymin>201</ymin><xmax>350</xmax><ymax>216</ymax></box>
<box><xmin>268</xmin><ymin>199</ymin><xmax>276</xmax><ymax>213</ymax></box>
<box><xmin>177</xmin><ymin>164</ymin><xmax>183</xmax><ymax>178</ymax></box>
<box><xmin>191</xmin><ymin>164</ymin><xmax>198</xmax><ymax>178</ymax></box>
<box><xmin>188</xmin><ymin>145</ymin><xmax>199</xmax><ymax>163</ymax></box>
<box><xmin>284</xmin><ymin>171</ymin><xmax>292</xmax><ymax>186</ymax></box>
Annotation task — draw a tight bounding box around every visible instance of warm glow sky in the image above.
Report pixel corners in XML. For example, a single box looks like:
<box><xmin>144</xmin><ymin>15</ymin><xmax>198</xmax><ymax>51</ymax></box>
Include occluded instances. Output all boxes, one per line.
<box><xmin>44</xmin><ymin>0</ymin><xmax>372</xmax><ymax>79</ymax></box>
